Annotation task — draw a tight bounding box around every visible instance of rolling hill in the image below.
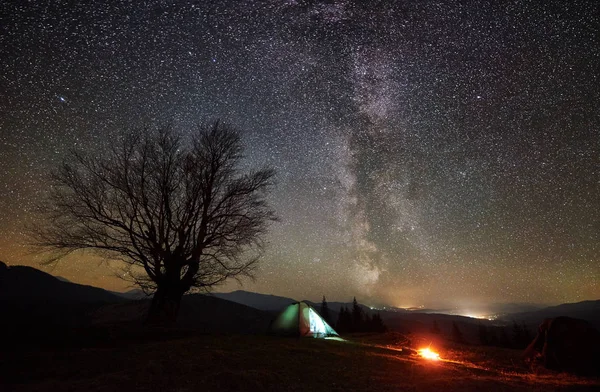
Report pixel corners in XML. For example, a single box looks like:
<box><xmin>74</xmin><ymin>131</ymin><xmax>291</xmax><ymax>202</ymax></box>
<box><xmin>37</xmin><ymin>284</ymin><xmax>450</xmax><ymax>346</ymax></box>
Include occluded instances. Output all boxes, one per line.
<box><xmin>91</xmin><ymin>294</ymin><xmax>273</xmax><ymax>334</ymax></box>
<box><xmin>3</xmin><ymin>261</ymin><xmax>598</xmax><ymax>336</ymax></box>
<box><xmin>0</xmin><ymin>261</ymin><xmax>124</xmax><ymax>305</ymax></box>
<box><xmin>211</xmin><ymin>290</ymin><xmax>371</xmax><ymax>313</ymax></box>
<box><xmin>502</xmin><ymin>300</ymin><xmax>600</xmax><ymax>329</ymax></box>
<box><xmin>211</xmin><ymin>290</ymin><xmax>297</xmax><ymax>311</ymax></box>
<box><xmin>0</xmin><ymin>262</ymin><xmax>273</xmax><ymax>335</ymax></box>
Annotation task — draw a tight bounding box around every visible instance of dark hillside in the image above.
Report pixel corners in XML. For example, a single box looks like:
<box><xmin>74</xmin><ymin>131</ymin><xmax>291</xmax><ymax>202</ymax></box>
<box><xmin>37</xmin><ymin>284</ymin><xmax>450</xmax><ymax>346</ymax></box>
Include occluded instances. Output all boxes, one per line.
<box><xmin>0</xmin><ymin>261</ymin><xmax>124</xmax><ymax>305</ymax></box>
<box><xmin>211</xmin><ymin>290</ymin><xmax>296</xmax><ymax>311</ymax></box>
<box><xmin>92</xmin><ymin>294</ymin><xmax>274</xmax><ymax>334</ymax></box>
<box><xmin>503</xmin><ymin>300</ymin><xmax>600</xmax><ymax>330</ymax></box>
<box><xmin>3</xmin><ymin>332</ymin><xmax>599</xmax><ymax>391</ymax></box>
<box><xmin>0</xmin><ymin>261</ymin><xmax>125</xmax><ymax>331</ymax></box>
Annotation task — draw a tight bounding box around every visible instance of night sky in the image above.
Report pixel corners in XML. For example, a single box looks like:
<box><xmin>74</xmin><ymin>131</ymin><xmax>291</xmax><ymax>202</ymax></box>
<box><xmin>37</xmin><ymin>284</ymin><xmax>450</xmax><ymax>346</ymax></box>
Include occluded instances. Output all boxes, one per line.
<box><xmin>1</xmin><ymin>0</ymin><xmax>598</xmax><ymax>311</ymax></box>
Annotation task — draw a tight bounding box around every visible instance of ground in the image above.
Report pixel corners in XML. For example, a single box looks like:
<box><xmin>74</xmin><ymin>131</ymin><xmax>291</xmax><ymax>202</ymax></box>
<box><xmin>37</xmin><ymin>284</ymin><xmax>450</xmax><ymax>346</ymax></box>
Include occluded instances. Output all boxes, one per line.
<box><xmin>2</xmin><ymin>331</ymin><xmax>599</xmax><ymax>391</ymax></box>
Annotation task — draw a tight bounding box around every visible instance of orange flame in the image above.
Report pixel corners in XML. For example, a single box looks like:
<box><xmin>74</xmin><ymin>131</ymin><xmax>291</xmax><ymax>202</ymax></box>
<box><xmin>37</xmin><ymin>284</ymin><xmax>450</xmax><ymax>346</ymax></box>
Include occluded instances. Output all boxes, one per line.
<box><xmin>418</xmin><ymin>348</ymin><xmax>440</xmax><ymax>360</ymax></box>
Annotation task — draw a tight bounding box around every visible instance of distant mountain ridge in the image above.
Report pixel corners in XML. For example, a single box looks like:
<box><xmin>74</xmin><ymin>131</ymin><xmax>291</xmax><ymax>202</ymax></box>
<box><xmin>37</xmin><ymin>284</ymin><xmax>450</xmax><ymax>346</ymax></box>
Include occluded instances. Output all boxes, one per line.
<box><xmin>110</xmin><ymin>288</ymin><xmax>148</xmax><ymax>300</ymax></box>
<box><xmin>211</xmin><ymin>289</ymin><xmax>600</xmax><ymax>327</ymax></box>
<box><xmin>211</xmin><ymin>290</ymin><xmax>297</xmax><ymax>311</ymax></box>
<box><xmin>212</xmin><ymin>290</ymin><xmax>375</xmax><ymax>314</ymax></box>
<box><xmin>0</xmin><ymin>261</ymin><xmax>124</xmax><ymax>304</ymax></box>
<box><xmin>0</xmin><ymin>262</ymin><xmax>272</xmax><ymax>334</ymax></box>
<box><xmin>3</xmin><ymin>261</ymin><xmax>598</xmax><ymax>332</ymax></box>
<box><xmin>539</xmin><ymin>299</ymin><xmax>600</xmax><ymax>314</ymax></box>
<box><xmin>502</xmin><ymin>299</ymin><xmax>600</xmax><ymax>329</ymax></box>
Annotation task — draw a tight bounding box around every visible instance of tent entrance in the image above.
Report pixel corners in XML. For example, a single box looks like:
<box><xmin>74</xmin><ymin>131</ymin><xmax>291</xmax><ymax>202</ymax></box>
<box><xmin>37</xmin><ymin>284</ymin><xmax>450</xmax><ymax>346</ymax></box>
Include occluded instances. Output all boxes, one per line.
<box><xmin>309</xmin><ymin>307</ymin><xmax>328</xmax><ymax>337</ymax></box>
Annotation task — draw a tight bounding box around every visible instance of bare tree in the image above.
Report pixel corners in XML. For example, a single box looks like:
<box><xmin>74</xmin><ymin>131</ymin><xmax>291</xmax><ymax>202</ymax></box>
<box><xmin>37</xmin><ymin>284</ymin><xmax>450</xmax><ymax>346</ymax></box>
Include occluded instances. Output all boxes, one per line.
<box><xmin>32</xmin><ymin>121</ymin><xmax>276</xmax><ymax>324</ymax></box>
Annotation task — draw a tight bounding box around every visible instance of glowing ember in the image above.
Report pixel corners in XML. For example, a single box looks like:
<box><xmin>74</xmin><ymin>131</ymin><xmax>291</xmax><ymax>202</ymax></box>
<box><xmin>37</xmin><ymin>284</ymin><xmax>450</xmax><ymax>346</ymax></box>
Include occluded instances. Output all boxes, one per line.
<box><xmin>418</xmin><ymin>348</ymin><xmax>440</xmax><ymax>360</ymax></box>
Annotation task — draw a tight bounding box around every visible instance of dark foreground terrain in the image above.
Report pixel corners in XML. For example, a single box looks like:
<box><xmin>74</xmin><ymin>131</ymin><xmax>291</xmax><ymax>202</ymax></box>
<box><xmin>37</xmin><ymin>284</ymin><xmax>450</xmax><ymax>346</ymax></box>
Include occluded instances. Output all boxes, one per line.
<box><xmin>2</xmin><ymin>331</ymin><xmax>598</xmax><ymax>392</ymax></box>
<box><xmin>2</xmin><ymin>264</ymin><xmax>599</xmax><ymax>390</ymax></box>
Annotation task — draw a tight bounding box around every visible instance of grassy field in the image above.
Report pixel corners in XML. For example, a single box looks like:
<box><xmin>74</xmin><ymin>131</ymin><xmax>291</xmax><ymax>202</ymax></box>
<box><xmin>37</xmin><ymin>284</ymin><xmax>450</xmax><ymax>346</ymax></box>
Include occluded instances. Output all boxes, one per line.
<box><xmin>3</xmin><ymin>331</ymin><xmax>599</xmax><ymax>391</ymax></box>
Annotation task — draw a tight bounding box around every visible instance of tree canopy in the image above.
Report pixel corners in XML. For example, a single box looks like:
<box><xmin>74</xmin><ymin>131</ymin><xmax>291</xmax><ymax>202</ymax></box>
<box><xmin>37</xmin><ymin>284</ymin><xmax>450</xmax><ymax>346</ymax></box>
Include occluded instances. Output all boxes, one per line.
<box><xmin>33</xmin><ymin>121</ymin><xmax>277</xmax><ymax>323</ymax></box>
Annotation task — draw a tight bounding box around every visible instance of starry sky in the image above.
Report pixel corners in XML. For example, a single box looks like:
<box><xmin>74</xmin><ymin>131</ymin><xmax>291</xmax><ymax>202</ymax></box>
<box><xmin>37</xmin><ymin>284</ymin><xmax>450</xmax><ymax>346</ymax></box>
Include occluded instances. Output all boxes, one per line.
<box><xmin>1</xmin><ymin>0</ymin><xmax>598</xmax><ymax>311</ymax></box>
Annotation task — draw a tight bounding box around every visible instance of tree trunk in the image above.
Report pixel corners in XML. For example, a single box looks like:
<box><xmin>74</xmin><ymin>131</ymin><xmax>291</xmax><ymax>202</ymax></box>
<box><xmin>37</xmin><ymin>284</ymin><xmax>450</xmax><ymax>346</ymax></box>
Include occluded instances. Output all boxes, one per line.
<box><xmin>146</xmin><ymin>284</ymin><xmax>184</xmax><ymax>326</ymax></box>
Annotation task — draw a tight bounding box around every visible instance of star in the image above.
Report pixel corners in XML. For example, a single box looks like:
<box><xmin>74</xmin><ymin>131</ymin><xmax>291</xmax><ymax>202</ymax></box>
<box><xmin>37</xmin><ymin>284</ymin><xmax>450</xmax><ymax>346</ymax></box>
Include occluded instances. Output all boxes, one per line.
<box><xmin>0</xmin><ymin>0</ymin><xmax>597</xmax><ymax>309</ymax></box>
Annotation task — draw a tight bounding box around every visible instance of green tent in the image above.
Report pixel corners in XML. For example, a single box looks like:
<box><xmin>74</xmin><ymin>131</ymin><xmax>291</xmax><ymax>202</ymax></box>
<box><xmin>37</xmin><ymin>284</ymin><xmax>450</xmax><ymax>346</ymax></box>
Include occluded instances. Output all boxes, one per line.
<box><xmin>268</xmin><ymin>301</ymin><xmax>339</xmax><ymax>338</ymax></box>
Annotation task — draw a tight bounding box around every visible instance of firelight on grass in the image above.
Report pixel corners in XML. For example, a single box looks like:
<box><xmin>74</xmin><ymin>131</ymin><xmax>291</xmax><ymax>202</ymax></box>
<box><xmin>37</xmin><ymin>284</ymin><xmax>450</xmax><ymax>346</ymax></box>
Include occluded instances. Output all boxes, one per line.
<box><xmin>418</xmin><ymin>348</ymin><xmax>440</xmax><ymax>361</ymax></box>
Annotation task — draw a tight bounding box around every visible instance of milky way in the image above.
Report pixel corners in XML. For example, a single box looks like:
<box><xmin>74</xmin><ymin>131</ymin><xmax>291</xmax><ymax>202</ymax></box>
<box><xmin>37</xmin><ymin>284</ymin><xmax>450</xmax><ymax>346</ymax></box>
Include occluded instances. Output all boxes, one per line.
<box><xmin>1</xmin><ymin>0</ymin><xmax>598</xmax><ymax>309</ymax></box>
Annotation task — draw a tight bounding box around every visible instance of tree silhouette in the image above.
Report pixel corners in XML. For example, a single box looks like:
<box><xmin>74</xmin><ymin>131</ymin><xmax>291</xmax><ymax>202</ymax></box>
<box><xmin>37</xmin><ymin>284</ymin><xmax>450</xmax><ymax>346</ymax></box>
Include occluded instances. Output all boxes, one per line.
<box><xmin>351</xmin><ymin>296</ymin><xmax>363</xmax><ymax>332</ymax></box>
<box><xmin>32</xmin><ymin>121</ymin><xmax>276</xmax><ymax>324</ymax></box>
<box><xmin>336</xmin><ymin>306</ymin><xmax>352</xmax><ymax>333</ymax></box>
<box><xmin>369</xmin><ymin>312</ymin><xmax>387</xmax><ymax>333</ymax></box>
<box><xmin>320</xmin><ymin>295</ymin><xmax>331</xmax><ymax>325</ymax></box>
<box><xmin>334</xmin><ymin>298</ymin><xmax>386</xmax><ymax>334</ymax></box>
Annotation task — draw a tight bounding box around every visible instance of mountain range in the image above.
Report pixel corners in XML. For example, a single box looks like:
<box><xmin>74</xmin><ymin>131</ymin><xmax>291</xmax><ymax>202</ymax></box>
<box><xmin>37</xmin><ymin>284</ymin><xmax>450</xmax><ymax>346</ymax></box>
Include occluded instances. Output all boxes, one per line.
<box><xmin>0</xmin><ymin>261</ymin><xmax>273</xmax><ymax>339</ymax></box>
<box><xmin>1</xmin><ymin>261</ymin><xmax>599</xmax><ymax>335</ymax></box>
<box><xmin>0</xmin><ymin>261</ymin><xmax>124</xmax><ymax>305</ymax></box>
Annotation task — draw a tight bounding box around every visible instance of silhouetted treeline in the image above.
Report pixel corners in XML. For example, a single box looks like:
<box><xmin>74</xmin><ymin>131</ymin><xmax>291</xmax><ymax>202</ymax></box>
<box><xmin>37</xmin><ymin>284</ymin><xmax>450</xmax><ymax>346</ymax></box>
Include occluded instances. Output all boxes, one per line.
<box><xmin>320</xmin><ymin>296</ymin><xmax>331</xmax><ymax>325</ymax></box>
<box><xmin>335</xmin><ymin>297</ymin><xmax>387</xmax><ymax>333</ymax></box>
<box><xmin>477</xmin><ymin>321</ymin><xmax>532</xmax><ymax>349</ymax></box>
<box><xmin>428</xmin><ymin>318</ymin><xmax>533</xmax><ymax>349</ymax></box>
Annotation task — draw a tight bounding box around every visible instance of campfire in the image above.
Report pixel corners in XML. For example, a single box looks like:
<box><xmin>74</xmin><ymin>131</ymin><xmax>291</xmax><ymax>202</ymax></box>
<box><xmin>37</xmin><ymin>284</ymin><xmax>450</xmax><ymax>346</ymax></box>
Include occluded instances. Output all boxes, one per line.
<box><xmin>418</xmin><ymin>347</ymin><xmax>441</xmax><ymax>361</ymax></box>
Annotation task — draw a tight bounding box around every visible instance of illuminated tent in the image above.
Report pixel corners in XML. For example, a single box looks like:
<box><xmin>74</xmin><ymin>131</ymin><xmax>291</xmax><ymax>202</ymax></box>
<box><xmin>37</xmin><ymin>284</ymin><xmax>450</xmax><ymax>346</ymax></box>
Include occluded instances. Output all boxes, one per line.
<box><xmin>268</xmin><ymin>301</ymin><xmax>338</xmax><ymax>338</ymax></box>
